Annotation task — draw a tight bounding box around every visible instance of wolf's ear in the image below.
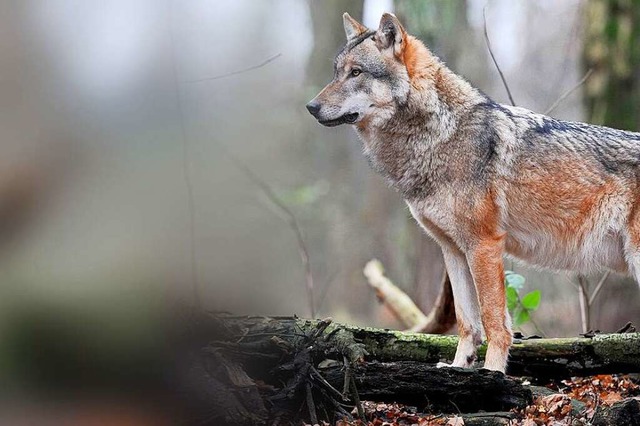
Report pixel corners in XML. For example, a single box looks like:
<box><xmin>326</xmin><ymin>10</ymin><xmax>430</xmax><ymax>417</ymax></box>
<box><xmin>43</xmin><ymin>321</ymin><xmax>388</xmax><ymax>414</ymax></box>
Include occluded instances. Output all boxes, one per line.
<box><xmin>343</xmin><ymin>12</ymin><xmax>367</xmax><ymax>41</ymax></box>
<box><xmin>375</xmin><ymin>13</ymin><xmax>406</xmax><ymax>58</ymax></box>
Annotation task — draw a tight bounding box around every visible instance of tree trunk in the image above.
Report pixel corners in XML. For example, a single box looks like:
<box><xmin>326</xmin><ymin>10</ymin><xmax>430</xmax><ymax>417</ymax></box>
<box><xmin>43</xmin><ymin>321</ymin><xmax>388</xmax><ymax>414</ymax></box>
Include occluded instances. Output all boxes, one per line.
<box><xmin>584</xmin><ymin>0</ymin><xmax>640</xmax><ymax>130</ymax></box>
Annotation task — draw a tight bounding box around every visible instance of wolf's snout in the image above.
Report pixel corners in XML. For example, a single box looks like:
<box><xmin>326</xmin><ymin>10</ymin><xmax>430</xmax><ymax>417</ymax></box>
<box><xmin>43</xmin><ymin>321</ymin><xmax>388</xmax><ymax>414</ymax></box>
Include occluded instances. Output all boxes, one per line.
<box><xmin>306</xmin><ymin>101</ymin><xmax>321</xmax><ymax>117</ymax></box>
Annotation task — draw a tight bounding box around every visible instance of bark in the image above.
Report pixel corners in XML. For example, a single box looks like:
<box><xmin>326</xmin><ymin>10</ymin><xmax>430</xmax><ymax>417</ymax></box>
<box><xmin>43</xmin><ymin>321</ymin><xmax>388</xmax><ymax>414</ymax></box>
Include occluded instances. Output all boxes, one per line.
<box><xmin>320</xmin><ymin>361</ymin><xmax>532</xmax><ymax>413</ymax></box>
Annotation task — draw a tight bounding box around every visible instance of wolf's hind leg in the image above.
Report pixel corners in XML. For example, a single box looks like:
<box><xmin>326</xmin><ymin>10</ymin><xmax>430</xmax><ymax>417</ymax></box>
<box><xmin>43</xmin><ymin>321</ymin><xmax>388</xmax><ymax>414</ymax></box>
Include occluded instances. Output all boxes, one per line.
<box><xmin>625</xmin><ymin>208</ymin><xmax>640</xmax><ymax>286</ymax></box>
<box><xmin>440</xmin><ymin>247</ymin><xmax>483</xmax><ymax>368</ymax></box>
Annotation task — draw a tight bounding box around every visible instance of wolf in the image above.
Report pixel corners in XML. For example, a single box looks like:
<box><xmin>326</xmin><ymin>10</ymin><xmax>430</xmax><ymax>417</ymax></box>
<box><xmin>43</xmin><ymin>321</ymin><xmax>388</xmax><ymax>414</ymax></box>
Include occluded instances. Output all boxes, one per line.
<box><xmin>306</xmin><ymin>12</ymin><xmax>640</xmax><ymax>373</ymax></box>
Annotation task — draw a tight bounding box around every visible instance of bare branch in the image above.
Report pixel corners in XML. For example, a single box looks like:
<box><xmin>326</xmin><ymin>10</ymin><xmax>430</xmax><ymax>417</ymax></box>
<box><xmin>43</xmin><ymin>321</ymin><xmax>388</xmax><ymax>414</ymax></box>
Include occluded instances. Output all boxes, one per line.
<box><xmin>305</xmin><ymin>382</ymin><xmax>318</xmax><ymax>425</ymax></box>
<box><xmin>167</xmin><ymin>2</ymin><xmax>200</xmax><ymax>308</ymax></box>
<box><xmin>588</xmin><ymin>270</ymin><xmax>610</xmax><ymax>306</ymax></box>
<box><xmin>316</xmin><ymin>267</ymin><xmax>341</xmax><ymax>315</ymax></box>
<box><xmin>565</xmin><ymin>275</ymin><xmax>580</xmax><ymax>292</ymax></box>
<box><xmin>220</xmin><ymin>145</ymin><xmax>316</xmax><ymax>319</ymax></box>
<box><xmin>187</xmin><ymin>53</ymin><xmax>282</xmax><ymax>84</ymax></box>
<box><xmin>577</xmin><ymin>275</ymin><xmax>590</xmax><ymax>334</ymax></box>
<box><xmin>166</xmin><ymin>5</ymin><xmax>281</xmax><ymax>309</ymax></box>
<box><xmin>544</xmin><ymin>69</ymin><xmax>594</xmax><ymax>115</ymax></box>
<box><xmin>527</xmin><ymin>316</ymin><xmax>547</xmax><ymax>338</ymax></box>
<box><xmin>483</xmin><ymin>6</ymin><xmax>515</xmax><ymax>106</ymax></box>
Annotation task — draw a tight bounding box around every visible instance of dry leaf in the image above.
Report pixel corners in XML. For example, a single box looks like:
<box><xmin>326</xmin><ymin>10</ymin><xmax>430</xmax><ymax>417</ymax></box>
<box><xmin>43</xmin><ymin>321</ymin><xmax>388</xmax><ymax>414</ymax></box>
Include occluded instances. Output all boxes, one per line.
<box><xmin>446</xmin><ymin>415</ymin><xmax>464</xmax><ymax>426</ymax></box>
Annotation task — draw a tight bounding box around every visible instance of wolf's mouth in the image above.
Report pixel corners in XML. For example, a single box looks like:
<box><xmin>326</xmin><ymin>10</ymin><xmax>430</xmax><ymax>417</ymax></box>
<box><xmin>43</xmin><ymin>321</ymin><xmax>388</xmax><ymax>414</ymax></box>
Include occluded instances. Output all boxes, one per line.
<box><xmin>319</xmin><ymin>113</ymin><xmax>359</xmax><ymax>127</ymax></box>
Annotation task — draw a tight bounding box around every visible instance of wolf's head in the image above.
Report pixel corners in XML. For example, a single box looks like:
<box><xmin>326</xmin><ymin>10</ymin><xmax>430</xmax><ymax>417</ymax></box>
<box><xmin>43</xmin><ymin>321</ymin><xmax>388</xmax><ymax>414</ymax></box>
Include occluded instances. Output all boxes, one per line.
<box><xmin>306</xmin><ymin>13</ymin><xmax>426</xmax><ymax>128</ymax></box>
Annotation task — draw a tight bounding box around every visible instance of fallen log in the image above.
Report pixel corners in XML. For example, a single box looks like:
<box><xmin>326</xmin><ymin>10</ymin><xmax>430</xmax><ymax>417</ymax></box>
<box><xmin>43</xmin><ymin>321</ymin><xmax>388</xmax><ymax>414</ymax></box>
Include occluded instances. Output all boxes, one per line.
<box><xmin>183</xmin><ymin>315</ymin><xmax>640</xmax><ymax>424</ymax></box>
<box><xmin>320</xmin><ymin>361</ymin><xmax>532</xmax><ymax>412</ymax></box>
<box><xmin>189</xmin><ymin>315</ymin><xmax>532</xmax><ymax>423</ymax></box>
<box><xmin>224</xmin><ymin>316</ymin><xmax>640</xmax><ymax>379</ymax></box>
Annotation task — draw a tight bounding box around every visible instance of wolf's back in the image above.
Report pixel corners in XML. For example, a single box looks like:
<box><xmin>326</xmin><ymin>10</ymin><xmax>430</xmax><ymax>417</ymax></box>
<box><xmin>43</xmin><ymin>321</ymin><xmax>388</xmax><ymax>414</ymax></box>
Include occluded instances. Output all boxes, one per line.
<box><xmin>488</xmin><ymin>102</ymin><xmax>640</xmax><ymax>178</ymax></box>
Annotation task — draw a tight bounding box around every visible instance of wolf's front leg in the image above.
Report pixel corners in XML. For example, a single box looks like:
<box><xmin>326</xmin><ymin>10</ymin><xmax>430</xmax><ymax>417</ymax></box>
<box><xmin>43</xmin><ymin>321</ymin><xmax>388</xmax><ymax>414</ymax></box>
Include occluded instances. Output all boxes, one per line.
<box><xmin>441</xmin><ymin>248</ymin><xmax>483</xmax><ymax>368</ymax></box>
<box><xmin>467</xmin><ymin>236</ymin><xmax>512</xmax><ymax>373</ymax></box>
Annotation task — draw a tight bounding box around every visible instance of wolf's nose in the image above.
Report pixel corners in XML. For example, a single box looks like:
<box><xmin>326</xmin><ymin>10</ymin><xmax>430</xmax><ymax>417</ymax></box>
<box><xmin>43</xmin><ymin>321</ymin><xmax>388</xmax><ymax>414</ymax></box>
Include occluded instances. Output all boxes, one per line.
<box><xmin>306</xmin><ymin>101</ymin><xmax>321</xmax><ymax>117</ymax></box>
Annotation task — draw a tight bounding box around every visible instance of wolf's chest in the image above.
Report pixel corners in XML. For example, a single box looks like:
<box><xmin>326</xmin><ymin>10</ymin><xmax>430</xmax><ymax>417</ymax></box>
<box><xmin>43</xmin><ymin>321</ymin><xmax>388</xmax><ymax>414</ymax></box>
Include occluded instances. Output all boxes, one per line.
<box><xmin>358</xmin><ymin>131</ymin><xmax>442</xmax><ymax>199</ymax></box>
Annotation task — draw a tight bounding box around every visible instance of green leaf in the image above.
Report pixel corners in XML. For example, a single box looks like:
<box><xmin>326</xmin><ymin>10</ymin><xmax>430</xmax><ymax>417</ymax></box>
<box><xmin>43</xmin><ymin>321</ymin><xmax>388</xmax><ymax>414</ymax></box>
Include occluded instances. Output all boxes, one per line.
<box><xmin>506</xmin><ymin>286</ymin><xmax>519</xmax><ymax>311</ymax></box>
<box><xmin>521</xmin><ymin>290</ymin><xmax>541</xmax><ymax>311</ymax></box>
<box><xmin>281</xmin><ymin>181</ymin><xmax>329</xmax><ymax>205</ymax></box>
<box><xmin>514</xmin><ymin>308</ymin><xmax>531</xmax><ymax>327</ymax></box>
<box><xmin>505</xmin><ymin>272</ymin><xmax>525</xmax><ymax>290</ymax></box>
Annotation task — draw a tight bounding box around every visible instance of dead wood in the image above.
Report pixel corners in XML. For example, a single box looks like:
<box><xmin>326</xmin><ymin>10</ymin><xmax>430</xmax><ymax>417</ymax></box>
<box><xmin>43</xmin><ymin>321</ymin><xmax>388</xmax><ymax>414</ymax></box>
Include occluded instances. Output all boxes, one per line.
<box><xmin>320</xmin><ymin>360</ymin><xmax>532</xmax><ymax>412</ymax></box>
<box><xmin>364</xmin><ymin>259</ymin><xmax>456</xmax><ymax>334</ymax></box>
<box><xmin>178</xmin><ymin>315</ymin><xmax>640</xmax><ymax>424</ymax></box>
<box><xmin>224</xmin><ymin>316</ymin><xmax>640</xmax><ymax>379</ymax></box>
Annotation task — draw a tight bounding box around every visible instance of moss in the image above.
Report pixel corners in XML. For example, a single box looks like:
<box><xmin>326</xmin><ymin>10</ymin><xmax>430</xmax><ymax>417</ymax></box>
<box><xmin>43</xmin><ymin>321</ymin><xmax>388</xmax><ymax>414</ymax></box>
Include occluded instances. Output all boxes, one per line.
<box><xmin>592</xmin><ymin>333</ymin><xmax>640</xmax><ymax>363</ymax></box>
<box><xmin>288</xmin><ymin>318</ymin><xmax>640</xmax><ymax>376</ymax></box>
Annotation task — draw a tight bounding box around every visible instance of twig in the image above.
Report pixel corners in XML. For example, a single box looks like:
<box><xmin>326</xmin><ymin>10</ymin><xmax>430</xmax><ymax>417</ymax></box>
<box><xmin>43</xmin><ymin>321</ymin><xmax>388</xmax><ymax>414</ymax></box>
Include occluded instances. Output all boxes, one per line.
<box><xmin>306</xmin><ymin>382</ymin><xmax>319</xmax><ymax>425</ymax></box>
<box><xmin>548</xmin><ymin>6</ymin><xmax>584</xmax><ymax>99</ymax></box>
<box><xmin>483</xmin><ymin>6</ymin><xmax>515</xmax><ymax>106</ymax></box>
<box><xmin>577</xmin><ymin>275</ymin><xmax>590</xmax><ymax>334</ymax></box>
<box><xmin>528</xmin><ymin>316</ymin><xmax>547</xmax><ymax>338</ymax></box>
<box><xmin>574</xmin><ymin>271</ymin><xmax>610</xmax><ymax>334</ymax></box>
<box><xmin>167</xmin><ymin>1</ymin><xmax>200</xmax><ymax>308</ymax></box>
<box><xmin>449</xmin><ymin>399</ymin><xmax>462</xmax><ymax>415</ymax></box>
<box><xmin>566</xmin><ymin>275</ymin><xmax>580</xmax><ymax>292</ymax></box>
<box><xmin>342</xmin><ymin>355</ymin><xmax>351</xmax><ymax>396</ymax></box>
<box><xmin>166</xmin><ymin>6</ymin><xmax>282</xmax><ymax>310</ymax></box>
<box><xmin>544</xmin><ymin>69</ymin><xmax>594</xmax><ymax>115</ymax></box>
<box><xmin>350</xmin><ymin>374</ymin><xmax>365</xmax><ymax>420</ymax></box>
<box><xmin>588</xmin><ymin>270</ymin><xmax>610</xmax><ymax>306</ymax></box>
<box><xmin>187</xmin><ymin>53</ymin><xmax>282</xmax><ymax>83</ymax></box>
<box><xmin>166</xmin><ymin>1</ymin><xmax>282</xmax><ymax>310</ymax></box>
<box><xmin>311</xmin><ymin>366</ymin><xmax>346</xmax><ymax>401</ymax></box>
<box><xmin>316</xmin><ymin>266</ymin><xmax>341</xmax><ymax>315</ymax></box>
<box><xmin>220</xmin><ymin>145</ymin><xmax>316</xmax><ymax>319</ymax></box>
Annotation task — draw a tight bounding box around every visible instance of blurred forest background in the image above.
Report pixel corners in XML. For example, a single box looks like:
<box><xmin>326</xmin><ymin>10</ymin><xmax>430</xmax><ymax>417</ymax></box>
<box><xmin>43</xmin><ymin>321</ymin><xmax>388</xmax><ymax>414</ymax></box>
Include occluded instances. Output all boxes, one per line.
<box><xmin>1</xmin><ymin>0</ymin><xmax>640</xmax><ymax>378</ymax></box>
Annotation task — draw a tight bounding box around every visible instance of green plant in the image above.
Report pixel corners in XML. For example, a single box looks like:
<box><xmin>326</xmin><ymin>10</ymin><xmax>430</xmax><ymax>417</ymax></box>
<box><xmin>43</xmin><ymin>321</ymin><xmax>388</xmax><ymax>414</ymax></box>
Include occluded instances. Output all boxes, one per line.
<box><xmin>505</xmin><ymin>270</ymin><xmax>541</xmax><ymax>328</ymax></box>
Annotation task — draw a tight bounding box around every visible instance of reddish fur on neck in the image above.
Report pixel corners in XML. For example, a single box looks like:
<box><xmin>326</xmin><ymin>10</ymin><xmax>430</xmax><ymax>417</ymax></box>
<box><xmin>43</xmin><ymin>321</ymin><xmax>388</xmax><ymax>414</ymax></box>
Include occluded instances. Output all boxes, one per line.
<box><xmin>402</xmin><ymin>35</ymin><xmax>439</xmax><ymax>85</ymax></box>
<box><xmin>402</xmin><ymin>35</ymin><xmax>472</xmax><ymax>108</ymax></box>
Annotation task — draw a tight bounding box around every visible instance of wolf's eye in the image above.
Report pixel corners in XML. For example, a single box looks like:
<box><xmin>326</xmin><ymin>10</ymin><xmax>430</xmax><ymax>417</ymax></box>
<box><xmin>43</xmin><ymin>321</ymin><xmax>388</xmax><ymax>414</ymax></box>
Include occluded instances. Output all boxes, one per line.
<box><xmin>350</xmin><ymin>69</ymin><xmax>362</xmax><ymax>77</ymax></box>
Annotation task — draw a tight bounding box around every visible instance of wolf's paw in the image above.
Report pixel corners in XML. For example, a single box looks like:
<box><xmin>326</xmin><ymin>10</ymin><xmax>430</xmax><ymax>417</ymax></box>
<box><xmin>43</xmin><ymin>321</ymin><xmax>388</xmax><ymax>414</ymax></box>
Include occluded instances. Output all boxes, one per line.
<box><xmin>436</xmin><ymin>362</ymin><xmax>452</xmax><ymax>368</ymax></box>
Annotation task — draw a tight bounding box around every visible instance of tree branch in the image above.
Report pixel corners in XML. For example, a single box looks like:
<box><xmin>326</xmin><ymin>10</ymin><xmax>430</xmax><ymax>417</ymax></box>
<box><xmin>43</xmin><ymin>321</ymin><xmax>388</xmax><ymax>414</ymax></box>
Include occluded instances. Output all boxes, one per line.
<box><xmin>220</xmin><ymin>147</ymin><xmax>316</xmax><ymax>318</ymax></box>
<box><xmin>483</xmin><ymin>6</ymin><xmax>515</xmax><ymax>106</ymax></box>
<box><xmin>544</xmin><ymin>69</ymin><xmax>594</xmax><ymax>115</ymax></box>
<box><xmin>187</xmin><ymin>53</ymin><xmax>282</xmax><ymax>84</ymax></box>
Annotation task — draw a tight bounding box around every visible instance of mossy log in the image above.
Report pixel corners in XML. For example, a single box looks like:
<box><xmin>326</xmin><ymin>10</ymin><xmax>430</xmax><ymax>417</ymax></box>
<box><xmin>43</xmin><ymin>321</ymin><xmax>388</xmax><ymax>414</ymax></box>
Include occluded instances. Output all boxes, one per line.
<box><xmin>226</xmin><ymin>316</ymin><xmax>640</xmax><ymax>379</ymax></box>
<box><xmin>193</xmin><ymin>315</ymin><xmax>640</xmax><ymax>423</ymax></box>
<box><xmin>200</xmin><ymin>315</ymin><xmax>531</xmax><ymax>422</ymax></box>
